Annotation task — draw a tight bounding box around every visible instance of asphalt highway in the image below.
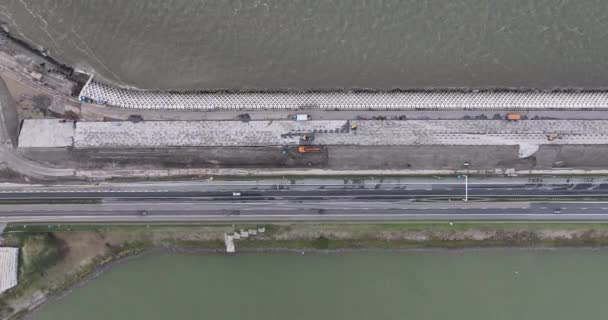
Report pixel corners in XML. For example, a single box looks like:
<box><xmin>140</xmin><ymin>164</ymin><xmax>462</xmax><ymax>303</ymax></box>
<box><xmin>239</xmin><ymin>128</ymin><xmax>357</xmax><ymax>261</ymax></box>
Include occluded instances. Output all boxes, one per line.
<box><xmin>1</xmin><ymin>181</ymin><xmax>608</xmax><ymax>223</ymax></box>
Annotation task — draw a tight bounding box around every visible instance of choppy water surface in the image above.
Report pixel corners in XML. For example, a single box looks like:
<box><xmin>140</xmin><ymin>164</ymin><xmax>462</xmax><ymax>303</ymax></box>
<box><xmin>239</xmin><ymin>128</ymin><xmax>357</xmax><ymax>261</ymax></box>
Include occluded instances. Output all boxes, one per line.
<box><xmin>1</xmin><ymin>0</ymin><xmax>608</xmax><ymax>90</ymax></box>
<box><xmin>32</xmin><ymin>251</ymin><xmax>608</xmax><ymax>320</ymax></box>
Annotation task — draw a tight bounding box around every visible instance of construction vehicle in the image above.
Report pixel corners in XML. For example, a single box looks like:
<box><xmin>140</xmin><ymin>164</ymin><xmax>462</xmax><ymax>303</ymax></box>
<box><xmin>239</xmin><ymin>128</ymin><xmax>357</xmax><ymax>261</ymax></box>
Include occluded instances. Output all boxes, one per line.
<box><xmin>547</xmin><ymin>134</ymin><xmax>558</xmax><ymax>141</ymax></box>
<box><xmin>506</xmin><ymin>113</ymin><xmax>521</xmax><ymax>121</ymax></box>
<box><xmin>298</xmin><ymin>146</ymin><xmax>321</xmax><ymax>153</ymax></box>
<box><xmin>301</xmin><ymin>134</ymin><xmax>310</xmax><ymax>141</ymax></box>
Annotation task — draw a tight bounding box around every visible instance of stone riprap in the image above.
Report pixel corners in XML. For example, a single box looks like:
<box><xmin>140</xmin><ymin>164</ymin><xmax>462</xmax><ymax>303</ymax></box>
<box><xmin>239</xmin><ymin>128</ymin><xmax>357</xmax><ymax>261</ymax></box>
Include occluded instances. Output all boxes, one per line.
<box><xmin>18</xmin><ymin>119</ymin><xmax>608</xmax><ymax>158</ymax></box>
<box><xmin>80</xmin><ymin>80</ymin><xmax>608</xmax><ymax>110</ymax></box>
<box><xmin>74</xmin><ymin>120</ymin><xmax>348</xmax><ymax>148</ymax></box>
<box><xmin>0</xmin><ymin>247</ymin><xmax>18</xmax><ymax>294</ymax></box>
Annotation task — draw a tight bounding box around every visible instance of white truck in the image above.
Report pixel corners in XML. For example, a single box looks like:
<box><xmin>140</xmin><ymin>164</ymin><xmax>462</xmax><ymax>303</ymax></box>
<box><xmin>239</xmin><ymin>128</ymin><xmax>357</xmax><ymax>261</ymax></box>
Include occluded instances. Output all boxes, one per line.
<box><xmin>292</xmin><ymin>114</ymin><xmax>310</xmax><ymax>121</ymax></box>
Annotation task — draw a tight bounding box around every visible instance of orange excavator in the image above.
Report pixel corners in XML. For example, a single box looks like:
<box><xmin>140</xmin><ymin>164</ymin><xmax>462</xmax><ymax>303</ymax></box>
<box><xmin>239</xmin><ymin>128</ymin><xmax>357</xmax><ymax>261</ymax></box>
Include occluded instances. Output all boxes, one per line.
<box><xmin>298</xmin><ymin>146</ymin><xmax>321</xmax><ymax>153</ymax></box>
<box><xmin>506</xmin><ymin>113</ymin><xmax>521</xmax><ymax>121</ymax></box>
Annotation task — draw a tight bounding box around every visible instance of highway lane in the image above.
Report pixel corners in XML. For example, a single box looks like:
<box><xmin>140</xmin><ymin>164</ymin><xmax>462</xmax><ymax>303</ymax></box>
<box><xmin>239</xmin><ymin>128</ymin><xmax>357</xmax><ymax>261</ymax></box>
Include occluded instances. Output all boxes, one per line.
<box><xmin>1</xmin><ymin>200</ymin><xmax>608</xmax><ymax>222</ymax></box>
<box><xmin>0</xmin><ymin>183</ymin><xmax>607</xmax><ymax>201</ymax></box>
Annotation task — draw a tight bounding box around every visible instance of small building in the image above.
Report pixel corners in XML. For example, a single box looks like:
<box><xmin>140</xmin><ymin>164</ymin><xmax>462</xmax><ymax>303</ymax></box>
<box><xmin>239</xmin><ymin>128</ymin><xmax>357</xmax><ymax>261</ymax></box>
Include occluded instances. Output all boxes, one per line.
<box><xmin>0</xmin><ymin>247</ymin><xmax>18</xmax><ymax>294</ymax></box>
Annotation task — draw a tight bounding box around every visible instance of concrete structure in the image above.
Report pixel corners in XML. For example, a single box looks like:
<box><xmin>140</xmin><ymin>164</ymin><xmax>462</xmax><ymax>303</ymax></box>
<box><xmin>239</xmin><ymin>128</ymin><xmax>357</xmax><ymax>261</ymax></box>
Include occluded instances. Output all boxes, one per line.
<box><xmin>17</xmin><ymin>119</ymin><xmax>608</xmax><ymax>158</ymax></box>
<box><xmin>80</xmin><ymin>81</ymin><xmax>608</xmax><ymax>111</ymax></box>
<box><xmin>0</xmin><ymin>247</ymin><xmax>18</xmax><ymax>294</ymax></box>
<box><xmin>224</xmin><ymin>233</ymin><xmax>235</xmax><ymax>253</ymax></box>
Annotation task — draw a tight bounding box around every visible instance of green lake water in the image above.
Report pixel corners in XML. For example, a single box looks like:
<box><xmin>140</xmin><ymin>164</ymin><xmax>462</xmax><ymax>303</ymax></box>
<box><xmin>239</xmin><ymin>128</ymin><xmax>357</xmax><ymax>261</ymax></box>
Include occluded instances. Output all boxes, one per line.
<box><xmin>32</xmin><ymin>250</ymin><xmax>608</xmax><ymax>320</ymax></box>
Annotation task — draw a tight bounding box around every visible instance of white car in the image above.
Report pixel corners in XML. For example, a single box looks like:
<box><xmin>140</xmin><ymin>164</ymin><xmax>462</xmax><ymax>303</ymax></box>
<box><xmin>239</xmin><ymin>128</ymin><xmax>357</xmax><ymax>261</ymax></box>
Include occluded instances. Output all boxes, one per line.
<box><xmin>232</xmin><ymin>192</ymin><xmax>241</xmax><ymax>197</ymax></box>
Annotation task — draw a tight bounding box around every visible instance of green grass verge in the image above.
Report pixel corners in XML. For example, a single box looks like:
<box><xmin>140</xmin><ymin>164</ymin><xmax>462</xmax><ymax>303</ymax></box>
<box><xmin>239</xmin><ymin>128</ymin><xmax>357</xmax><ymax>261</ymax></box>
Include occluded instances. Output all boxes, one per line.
<box><xmin>4</xmin><ymin>223</ymin><xmax>231</xmax><ymax>233</ymax></box>
<box><xmin>8</xmin><ymin>221</ymin><xmax>608</xmax><ymax>234</ymax></box>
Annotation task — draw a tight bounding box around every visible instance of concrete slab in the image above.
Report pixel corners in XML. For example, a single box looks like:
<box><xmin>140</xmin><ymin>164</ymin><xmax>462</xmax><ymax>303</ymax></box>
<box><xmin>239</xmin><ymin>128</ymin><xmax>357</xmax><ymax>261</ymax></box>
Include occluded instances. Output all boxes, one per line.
<box><xmin>18</xmin><ymin>119</ymin><xmax>74</xmax><ymax>148</ymax></box>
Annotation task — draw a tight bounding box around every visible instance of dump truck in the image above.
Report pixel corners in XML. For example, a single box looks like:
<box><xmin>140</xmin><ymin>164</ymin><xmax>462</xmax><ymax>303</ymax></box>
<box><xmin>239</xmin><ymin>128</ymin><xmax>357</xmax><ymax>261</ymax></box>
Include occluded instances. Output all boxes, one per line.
<box><xmin>298</xmin><ymin>146</ymin><xmax>321</xmax><ymax>153</ymax></box>
<box><xmin>506</xmin><ymin>113</ymin><xmax>521</xmax><ymax>121</ymax></box>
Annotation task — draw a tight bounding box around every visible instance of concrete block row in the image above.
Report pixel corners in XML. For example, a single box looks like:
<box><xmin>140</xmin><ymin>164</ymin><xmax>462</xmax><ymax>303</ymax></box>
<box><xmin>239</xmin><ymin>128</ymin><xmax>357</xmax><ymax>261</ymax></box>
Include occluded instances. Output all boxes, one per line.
<box><xmin>80</xmin><ymin>81</ymin><xmax>608</xmax><ymax>110</ymax></box>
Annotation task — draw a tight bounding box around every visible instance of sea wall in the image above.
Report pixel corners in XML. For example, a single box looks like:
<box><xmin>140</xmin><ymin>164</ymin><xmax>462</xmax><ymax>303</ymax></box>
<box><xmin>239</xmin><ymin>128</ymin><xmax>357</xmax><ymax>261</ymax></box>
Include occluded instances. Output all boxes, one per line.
<box><xmin>80</xmin><ymin>80</ymin><xmax>608</xmax><ymax>110</ymax></box>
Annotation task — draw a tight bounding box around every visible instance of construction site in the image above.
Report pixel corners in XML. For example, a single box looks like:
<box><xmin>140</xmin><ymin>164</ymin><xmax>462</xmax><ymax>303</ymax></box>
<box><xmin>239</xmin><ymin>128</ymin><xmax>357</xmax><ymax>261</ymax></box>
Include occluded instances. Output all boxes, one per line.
<box><xmin>2</xmin><ymin>31</ymin><xmax>608</xmax><ymax>180</ymax></box>
<box><xmin>13</xmin><ymin>117</ymin><xmax>608</xmax><ymax>173</ymax></box>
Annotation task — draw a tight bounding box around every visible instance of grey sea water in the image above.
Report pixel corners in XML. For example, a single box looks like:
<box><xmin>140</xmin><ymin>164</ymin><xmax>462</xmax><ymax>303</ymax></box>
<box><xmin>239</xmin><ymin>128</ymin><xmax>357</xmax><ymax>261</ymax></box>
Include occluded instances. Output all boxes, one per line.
<box><xmin>1</xmin><ymin>0</ymin><xmax>607</xmax><ymax>90</ymax></box>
